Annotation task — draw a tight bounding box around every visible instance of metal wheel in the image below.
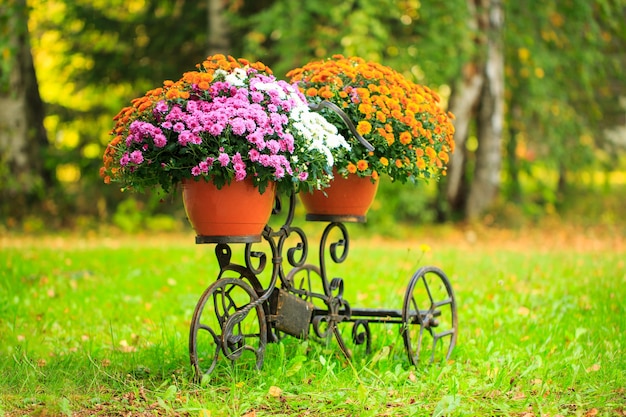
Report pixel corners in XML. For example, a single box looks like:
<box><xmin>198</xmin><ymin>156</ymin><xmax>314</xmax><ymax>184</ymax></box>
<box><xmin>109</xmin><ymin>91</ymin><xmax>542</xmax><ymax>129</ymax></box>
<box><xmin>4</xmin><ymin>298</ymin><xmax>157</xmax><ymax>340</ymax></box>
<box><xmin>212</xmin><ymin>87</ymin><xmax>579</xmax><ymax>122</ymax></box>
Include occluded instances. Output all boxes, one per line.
<box><xmin>189</xmin><ymin>278</ymin><xmax>267</xmax><ymax>379</ymax></box>
<box><xmin>401</xmin><ymin>266</ymin><xmax>457</xmax><ymax>367</ymax></box>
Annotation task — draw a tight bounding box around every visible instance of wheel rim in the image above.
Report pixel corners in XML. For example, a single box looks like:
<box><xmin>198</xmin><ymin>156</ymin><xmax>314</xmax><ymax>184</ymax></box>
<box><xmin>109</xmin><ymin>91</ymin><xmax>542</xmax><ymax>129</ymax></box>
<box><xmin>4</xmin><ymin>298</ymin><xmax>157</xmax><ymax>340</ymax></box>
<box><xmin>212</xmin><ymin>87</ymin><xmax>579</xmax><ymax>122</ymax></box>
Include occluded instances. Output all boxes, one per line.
<box><xmin>402</xmin><ymin>266</ymin><xmax>457</xmax><ymax>367</ymax></box>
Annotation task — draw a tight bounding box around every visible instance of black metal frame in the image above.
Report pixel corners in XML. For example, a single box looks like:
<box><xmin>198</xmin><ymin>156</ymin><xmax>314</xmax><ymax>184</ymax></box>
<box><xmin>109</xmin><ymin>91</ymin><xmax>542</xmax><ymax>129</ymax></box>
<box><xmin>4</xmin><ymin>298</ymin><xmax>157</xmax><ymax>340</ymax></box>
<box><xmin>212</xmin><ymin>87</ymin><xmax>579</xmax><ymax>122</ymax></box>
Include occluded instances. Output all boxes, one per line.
<box><xmin>188</xmin><ymin>192</ymin><xmax>458</xmax><ymax>380</ymax></box>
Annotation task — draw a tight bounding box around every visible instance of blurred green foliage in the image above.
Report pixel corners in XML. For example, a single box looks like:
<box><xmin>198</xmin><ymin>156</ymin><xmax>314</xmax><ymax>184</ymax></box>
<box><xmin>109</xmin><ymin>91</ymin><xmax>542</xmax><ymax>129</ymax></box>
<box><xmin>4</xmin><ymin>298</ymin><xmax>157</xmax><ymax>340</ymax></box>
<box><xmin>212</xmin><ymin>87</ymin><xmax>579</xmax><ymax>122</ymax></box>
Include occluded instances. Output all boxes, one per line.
<box><xmin>1</xmin><ymin>0</ymin><xmax>625</xmax><ymax>231</ymax></box>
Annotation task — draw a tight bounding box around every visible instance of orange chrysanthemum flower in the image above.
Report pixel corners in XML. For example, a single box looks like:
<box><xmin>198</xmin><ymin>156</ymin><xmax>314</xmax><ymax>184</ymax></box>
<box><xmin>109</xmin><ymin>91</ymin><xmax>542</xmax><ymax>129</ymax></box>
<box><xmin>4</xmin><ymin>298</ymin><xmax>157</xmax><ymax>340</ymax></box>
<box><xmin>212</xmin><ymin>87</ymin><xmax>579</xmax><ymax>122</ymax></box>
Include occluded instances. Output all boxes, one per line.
<box><xmin>357</xmin><ymin>121</ymin><xmax>372</xmax><ymax>136</ymax></box>
<box><xmin>399</xmin><ymin>131</ymin><xmax>412</xmax><ymax>145</ymax></box>
<box><xmin>287</xmin><ymin>54</ymin><xmax>455</xmax><ymax>183</ymax></box>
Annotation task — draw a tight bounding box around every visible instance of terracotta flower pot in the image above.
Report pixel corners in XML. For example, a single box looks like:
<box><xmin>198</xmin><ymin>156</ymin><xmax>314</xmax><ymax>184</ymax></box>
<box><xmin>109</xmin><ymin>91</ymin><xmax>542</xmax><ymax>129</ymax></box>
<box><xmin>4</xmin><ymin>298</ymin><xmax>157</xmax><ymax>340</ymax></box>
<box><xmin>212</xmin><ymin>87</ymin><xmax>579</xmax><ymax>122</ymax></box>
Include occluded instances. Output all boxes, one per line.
<box><xmin>182</xmin><ymin>178</ymin><xmax>275</xmax><ymax>243</ymax></box>
<box><xmin>299</xmin><ymin>174</ymin><xmax>378</xmax><ymax>223</ymax></box>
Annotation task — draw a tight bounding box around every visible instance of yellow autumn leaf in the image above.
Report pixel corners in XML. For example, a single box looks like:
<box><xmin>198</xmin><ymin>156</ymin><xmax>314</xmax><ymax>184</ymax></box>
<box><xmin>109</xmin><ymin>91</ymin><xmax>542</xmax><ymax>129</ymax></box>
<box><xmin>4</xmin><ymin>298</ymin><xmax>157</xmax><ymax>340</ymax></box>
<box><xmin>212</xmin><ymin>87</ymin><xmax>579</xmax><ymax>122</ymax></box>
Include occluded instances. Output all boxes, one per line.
<box><xmin>586</xmin><ymin>363</ymin><xmax>601</xmax><ymax>372</ymax></box>
<box><xmin>268</xmin><ymin>386</ymin><xmax>282</xmax><ymax>397</ymax></box>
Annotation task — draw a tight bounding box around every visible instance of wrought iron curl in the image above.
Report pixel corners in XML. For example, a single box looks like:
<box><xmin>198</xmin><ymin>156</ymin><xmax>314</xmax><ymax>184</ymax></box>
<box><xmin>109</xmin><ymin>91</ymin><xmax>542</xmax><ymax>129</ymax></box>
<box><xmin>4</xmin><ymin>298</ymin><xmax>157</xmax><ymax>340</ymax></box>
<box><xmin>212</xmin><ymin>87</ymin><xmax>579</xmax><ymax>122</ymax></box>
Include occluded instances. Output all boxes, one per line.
<box><xmin>270</xmin><ymin>192</ymin><xmax>311</xmax><ymax>271</ymax></box>
<box><xmin>352</xmin><ymin>320</ymin><xmax>372</xmax><ymax>354</ymax></box>
<box><xmin>329</xmin><ymin>277</ymin><xmax>345</xmax><ymax>299</ymax></box>
<box><xmin>318</xmin><ymin>222</ymin><xmax>350</xmax><ymax>293</ymax></box>
<box><xmin>215</xmin><ymin>244</ymin><xmax>233</xmax><ymax>269</ymax></box>
<box><xmin>312</xmin><ymin>315</ymin><xmax>332</xmax><ymax>338</ymax></box>
<box><xmin>244</xmin><ymin>244</ymin><xmax>268</xmax><ymax>276</ymax></box>
<box><xmin>284</xmin><ymin>227</ymin><xmax>309</xmax><ymax>268</ymax></box>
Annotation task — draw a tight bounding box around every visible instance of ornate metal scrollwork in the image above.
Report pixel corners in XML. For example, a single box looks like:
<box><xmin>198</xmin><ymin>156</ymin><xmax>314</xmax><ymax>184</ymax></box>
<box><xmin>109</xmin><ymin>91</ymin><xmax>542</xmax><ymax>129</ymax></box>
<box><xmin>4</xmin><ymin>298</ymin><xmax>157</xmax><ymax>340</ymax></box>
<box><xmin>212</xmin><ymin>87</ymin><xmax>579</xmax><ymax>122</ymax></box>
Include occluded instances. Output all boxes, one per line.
<box><xmin>285</xmin><ymin>227</ymin><xmax>308</xmax><ymax>268</ymax></box>
<box><xmin>352</xmin><ymin>319</ymin><xmax>372</xmax><ymax>355</ymax></box>
<box><xmin>189</xmin><ymin>169</ymin><xmax>457</xmax><ymax>377</ymax></box>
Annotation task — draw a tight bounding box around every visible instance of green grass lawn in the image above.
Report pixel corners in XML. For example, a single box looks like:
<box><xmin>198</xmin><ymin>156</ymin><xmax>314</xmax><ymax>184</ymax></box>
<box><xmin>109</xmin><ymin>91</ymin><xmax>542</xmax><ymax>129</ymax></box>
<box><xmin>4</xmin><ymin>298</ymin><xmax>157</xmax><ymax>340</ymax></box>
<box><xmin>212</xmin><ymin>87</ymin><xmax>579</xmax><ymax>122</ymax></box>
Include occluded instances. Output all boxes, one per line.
<box><xmin>1</xmin><ymin>226</ymin><xmax>624</xmax><ymax>416</ymax></box>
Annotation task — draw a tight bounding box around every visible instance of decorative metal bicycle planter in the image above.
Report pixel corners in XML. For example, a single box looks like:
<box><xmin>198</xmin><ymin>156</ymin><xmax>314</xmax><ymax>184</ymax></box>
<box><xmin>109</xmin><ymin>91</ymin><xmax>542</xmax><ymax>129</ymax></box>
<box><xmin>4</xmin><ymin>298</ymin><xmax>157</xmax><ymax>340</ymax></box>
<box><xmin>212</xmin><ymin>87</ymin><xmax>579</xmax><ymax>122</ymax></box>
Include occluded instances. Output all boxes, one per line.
<box><xmin>188</xmin><ymin>191</ymin><xmax>458</xmax><ymax>379</ymax></box>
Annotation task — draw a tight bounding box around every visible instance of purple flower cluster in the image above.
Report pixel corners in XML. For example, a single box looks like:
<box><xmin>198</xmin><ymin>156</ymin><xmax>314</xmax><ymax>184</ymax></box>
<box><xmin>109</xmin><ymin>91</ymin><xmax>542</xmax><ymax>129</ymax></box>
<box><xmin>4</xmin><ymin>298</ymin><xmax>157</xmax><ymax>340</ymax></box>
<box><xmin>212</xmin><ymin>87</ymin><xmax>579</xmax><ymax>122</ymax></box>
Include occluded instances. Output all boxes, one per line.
<box><xmin>118</xmin><ymin>71</ymin><xmax>308</xmax><ymax>183</ymax></box>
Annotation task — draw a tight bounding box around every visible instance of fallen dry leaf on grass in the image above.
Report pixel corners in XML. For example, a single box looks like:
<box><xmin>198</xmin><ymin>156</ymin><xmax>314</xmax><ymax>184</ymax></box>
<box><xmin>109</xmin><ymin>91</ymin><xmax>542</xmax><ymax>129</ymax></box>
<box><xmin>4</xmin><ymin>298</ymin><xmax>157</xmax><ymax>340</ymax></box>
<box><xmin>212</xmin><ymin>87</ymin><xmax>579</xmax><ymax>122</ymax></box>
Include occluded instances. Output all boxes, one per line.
<box><xmin>268</xmin><ymin>386</ymin><xmax>282</xmax><ymax>397</ymax></box>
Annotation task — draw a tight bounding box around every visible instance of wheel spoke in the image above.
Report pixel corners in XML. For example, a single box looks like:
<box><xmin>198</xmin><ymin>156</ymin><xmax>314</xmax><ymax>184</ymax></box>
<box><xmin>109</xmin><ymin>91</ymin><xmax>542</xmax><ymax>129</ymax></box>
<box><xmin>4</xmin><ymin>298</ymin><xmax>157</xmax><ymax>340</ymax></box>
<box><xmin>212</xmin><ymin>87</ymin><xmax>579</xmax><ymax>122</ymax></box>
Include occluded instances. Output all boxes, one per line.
<box><xmin>420</xmin><ymin>275</ymin><xmax>435</xmax><ymax>309</ymax></box>
<box><xmin>432</xmin><ymin>298</ymin><xmax>453</xmax><ymax>309</ymax></box>
<box><xmin>434</xmin><ymin>329</ymin><xmax>455</xmax><ymax>339</ymax></box>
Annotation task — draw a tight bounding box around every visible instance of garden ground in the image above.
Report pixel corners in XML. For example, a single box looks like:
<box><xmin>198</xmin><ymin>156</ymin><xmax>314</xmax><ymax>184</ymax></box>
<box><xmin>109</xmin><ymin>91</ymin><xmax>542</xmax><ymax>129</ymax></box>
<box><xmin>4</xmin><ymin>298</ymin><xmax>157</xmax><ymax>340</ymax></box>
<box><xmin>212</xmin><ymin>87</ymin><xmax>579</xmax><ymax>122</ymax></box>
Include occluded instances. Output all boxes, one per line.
<box><xmin>1</xmin><ymin>223</ymin><xmax>624</xmax><ymax>416</ymax></box>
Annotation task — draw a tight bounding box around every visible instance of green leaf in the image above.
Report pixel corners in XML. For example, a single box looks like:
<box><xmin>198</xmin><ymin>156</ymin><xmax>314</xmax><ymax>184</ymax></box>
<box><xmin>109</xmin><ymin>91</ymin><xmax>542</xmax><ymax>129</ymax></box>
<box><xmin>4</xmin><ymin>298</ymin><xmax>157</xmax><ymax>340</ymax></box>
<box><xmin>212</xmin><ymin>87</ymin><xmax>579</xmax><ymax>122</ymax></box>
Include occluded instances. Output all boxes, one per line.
<box><xmin>432</xmin><ymin>395</ymin><xmax>461</xmax><ymax>417</ymax></box>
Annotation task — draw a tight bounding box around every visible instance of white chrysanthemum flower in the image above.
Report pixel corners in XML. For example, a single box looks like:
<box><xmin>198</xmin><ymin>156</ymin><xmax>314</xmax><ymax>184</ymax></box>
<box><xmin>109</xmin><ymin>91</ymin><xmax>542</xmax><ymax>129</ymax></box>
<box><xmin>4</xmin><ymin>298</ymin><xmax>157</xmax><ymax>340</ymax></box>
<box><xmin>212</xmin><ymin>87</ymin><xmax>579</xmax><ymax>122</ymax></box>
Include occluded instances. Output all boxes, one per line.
<box><xmin>213</xmin><ymin>69</ymin><xmax>227</xmax><ymax>79</ymax></box>
<box><xmin>286</xmin><ymin>88</ymin><xmax>308</xmax><ymax>106</ymax></box>
<box><xmin>290</xmin><ymin>105</ymin><xmax>351</xmax><ymax>166</ymax></box>
<box><xmin>309</xmin><ymin>139</ymin><xmax>336</xmax><ymax>166</ymax></box>
<box><xmin>254</xmin><ymin>81</ymin><xmax>287</xmax><ymax>99</ymax></box>
<box><xmin>224</xmin><ymin>67</ymin><xmax>248</xmax><ymax>86</ymax></box>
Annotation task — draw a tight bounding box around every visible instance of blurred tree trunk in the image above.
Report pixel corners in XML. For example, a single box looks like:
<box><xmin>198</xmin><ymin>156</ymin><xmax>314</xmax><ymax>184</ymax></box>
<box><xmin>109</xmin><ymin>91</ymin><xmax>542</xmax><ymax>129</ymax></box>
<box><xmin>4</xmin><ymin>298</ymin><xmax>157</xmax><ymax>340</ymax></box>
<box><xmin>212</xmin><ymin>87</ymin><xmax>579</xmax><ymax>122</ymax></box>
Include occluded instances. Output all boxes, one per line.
<box><xmin>207</xmin><ymin>0</ymin><xmax>229</xmax><ymax>54</ymax></box>
<box><xmin>446</xmin><ymin>62</ymin><xmax>483</xmax><ymax>214</ymax></box>
<box><xmin>466</xmin><ymin>0</ymin><xmax>504</xmax><ymax>220</ymax></box>
<box><xmin>0</xmin><ymin>0</ymin><xmax>52</xmax><ymax>218</ymax></box>
<box><xmin>446</xmin><ymin>0</ymin><xmax>504</xmax><ymax>221</ymax></box>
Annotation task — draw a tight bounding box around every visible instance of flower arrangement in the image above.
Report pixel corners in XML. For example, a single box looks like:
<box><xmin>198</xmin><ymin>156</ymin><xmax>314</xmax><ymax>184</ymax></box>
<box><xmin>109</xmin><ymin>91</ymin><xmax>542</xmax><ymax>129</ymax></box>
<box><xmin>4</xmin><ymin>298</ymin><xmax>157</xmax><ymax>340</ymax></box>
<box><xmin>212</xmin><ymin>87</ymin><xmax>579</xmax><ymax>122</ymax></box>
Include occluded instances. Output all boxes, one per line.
<box><xmin>287</xmin><ymin>55</ymin><xmax>456</xmax><ymax>184</ymax></box>
<box><xmin>100</xmin><ymin>55</ymin><xmax>350</xmax><ymax>195</ymax></box>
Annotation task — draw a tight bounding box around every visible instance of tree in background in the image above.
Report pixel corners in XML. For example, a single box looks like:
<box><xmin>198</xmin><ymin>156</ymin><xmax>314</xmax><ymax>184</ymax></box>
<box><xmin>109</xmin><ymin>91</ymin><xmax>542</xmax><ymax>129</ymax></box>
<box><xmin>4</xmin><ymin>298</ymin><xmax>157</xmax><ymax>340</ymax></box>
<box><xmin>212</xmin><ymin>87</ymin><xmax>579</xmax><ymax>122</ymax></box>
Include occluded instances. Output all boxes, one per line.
<box><xmin>208</xmin><ymin>0</ymin><xmax>230</xmax><ymax>54</ymax></box>
<box><xmin>1</xmin><ymin>0</ymin><xmax>624</xmax><ymax>228</ymax></box>
<box><xmin>0</xmin><ymin>0</ymin><xmax>53</xmax><ymax>221</ymax></box>
<box><xmin>446</xmin><ymin>0</ymin><xmax>504</xmax><ymax>220</ymax></box>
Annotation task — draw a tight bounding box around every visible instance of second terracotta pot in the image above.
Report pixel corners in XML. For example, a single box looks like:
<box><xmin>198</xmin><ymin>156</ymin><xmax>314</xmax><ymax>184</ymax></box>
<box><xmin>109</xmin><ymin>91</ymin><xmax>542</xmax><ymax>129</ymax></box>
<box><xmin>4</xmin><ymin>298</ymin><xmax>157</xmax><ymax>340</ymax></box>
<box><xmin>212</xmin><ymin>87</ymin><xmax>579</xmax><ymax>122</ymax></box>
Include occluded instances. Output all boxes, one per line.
<box><xmin>299</xmin><ymin>173</ymin><xmax>378</xmax><ymax>223</ymax></box>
